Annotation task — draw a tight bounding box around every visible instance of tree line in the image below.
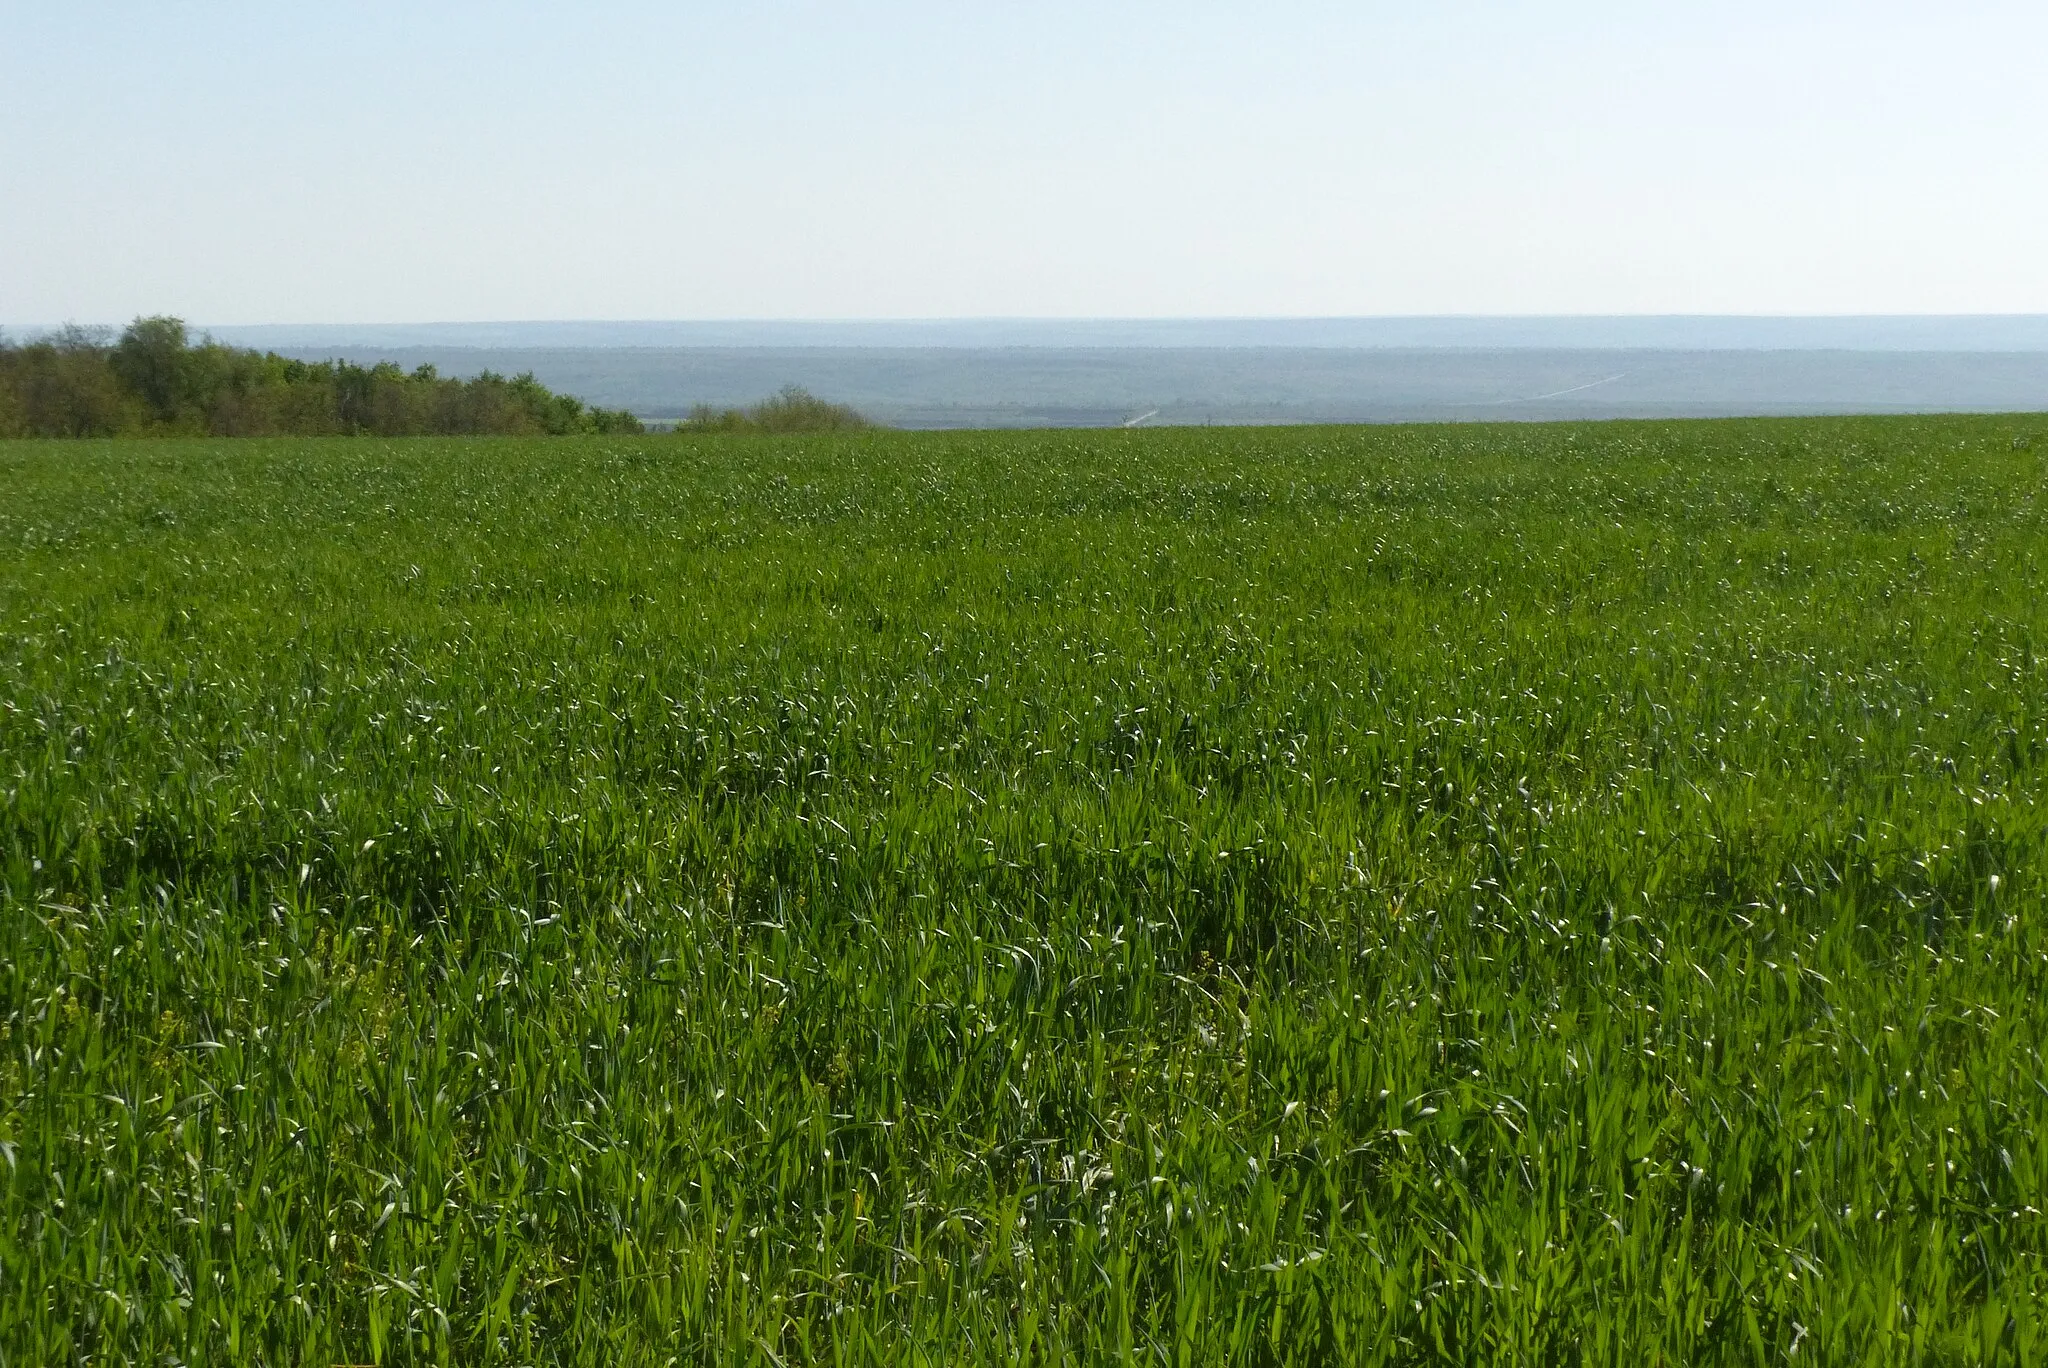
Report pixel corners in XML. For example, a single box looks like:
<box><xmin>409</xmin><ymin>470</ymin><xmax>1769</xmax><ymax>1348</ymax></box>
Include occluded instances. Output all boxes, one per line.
<box><xmin>0</xmin><ymin>317</ymin><xmax>643</xmax><ymax>438</ymax></box>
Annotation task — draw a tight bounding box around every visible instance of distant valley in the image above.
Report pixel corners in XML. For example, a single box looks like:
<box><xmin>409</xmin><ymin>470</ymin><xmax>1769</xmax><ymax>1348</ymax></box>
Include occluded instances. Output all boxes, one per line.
<box><xmin>244</xmin><ymin>343</ymin><xmax>2048</xmax><ymax>428</ymax></box>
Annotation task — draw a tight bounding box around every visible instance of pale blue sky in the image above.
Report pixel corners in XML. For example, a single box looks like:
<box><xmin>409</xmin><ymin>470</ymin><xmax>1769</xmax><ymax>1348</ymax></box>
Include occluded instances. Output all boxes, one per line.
<box><xmin>4</xmin><ymin>1</ymin><xmax>2044</xmax><ymax>324</ymax></box>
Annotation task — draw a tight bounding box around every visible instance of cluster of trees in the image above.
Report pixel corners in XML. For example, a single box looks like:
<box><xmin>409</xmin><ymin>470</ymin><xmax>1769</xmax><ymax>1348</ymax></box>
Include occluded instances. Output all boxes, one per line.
<box><xmin>0</xmin><ymin>317</ymin><xmax>643</xmax><ymax>438</ymax></box>
<box><xmin>680</xmin><ymin>385</ymin><xmax>872</xmax><ymax>433</ymax></box>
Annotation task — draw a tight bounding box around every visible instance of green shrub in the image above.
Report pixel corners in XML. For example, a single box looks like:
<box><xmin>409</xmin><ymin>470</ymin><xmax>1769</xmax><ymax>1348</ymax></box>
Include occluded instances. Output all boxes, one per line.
<box><xmin>680</xmin><ymin>384</ymin><xmax>873</xmax><ymax>433</ymax></box>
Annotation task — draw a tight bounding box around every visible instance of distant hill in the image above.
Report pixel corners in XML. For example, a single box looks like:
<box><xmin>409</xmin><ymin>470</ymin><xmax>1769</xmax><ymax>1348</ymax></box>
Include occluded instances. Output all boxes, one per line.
<box><xmin>220</xmin><ymin>343</ymin><xmax>2048</xmax><ymax>430</ymax></box>
<box><xmin>17</xmin><ymin>318</ymin><xmax>2044</xmax><ymax>431</ymax></box>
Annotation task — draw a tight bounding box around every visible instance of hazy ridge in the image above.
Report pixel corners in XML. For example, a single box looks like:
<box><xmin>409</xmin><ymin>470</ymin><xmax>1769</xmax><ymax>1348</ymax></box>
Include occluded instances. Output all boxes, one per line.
<box><xmin>238</xmin><ymin>344</ymin><xmax>2048</xmax><ymax>428</ymax></box>
<box><xmin>193</xmin><ymin>315</ymin><xmax>2048</xmax><ymax>352</ymax></box>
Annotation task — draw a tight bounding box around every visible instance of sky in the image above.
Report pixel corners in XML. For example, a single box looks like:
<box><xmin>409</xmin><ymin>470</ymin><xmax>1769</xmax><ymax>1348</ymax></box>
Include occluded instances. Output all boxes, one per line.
<box><xmin>4</xmin><ymin>1</ymin><xmax>2046</xmax><ymax>325</ymax></box>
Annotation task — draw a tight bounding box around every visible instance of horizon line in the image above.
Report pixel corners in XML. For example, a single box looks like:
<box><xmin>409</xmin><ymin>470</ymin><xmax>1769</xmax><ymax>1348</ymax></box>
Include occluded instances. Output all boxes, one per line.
<box><xmin>14</xmin><ymin>311</ymin><xmax>2048</xmax><ymax>330</ymax></box>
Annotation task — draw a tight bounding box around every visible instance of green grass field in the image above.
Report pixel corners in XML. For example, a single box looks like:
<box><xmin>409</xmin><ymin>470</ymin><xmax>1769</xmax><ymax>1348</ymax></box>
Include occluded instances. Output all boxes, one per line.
<box><xmin>4</xmin><ymin>417</ymin><xmax>2046</xmax><ymax>1364</ymax></box>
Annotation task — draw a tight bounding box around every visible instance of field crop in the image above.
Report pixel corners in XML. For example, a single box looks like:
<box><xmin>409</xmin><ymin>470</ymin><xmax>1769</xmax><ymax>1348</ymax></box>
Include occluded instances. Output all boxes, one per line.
<box><xmin>3</xmin><ymin>417</ymin><xmax>2047</xmax><ymax>1364</ymax></box>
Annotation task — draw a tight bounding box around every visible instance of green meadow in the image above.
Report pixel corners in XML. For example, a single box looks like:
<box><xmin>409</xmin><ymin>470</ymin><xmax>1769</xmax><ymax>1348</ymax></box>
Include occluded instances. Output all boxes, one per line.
<box><xmin>3</xmin><ymin>417</ymin><xmax>2045</xmax><ymax>1363</ymax></box>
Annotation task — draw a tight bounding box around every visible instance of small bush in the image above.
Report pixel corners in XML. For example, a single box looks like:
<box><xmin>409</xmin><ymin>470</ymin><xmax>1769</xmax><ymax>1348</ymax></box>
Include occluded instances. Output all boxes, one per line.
<box><xmin>680</xmin><ymin>385</ymin><xmax>872</xmax><ymax>434</ymax></box>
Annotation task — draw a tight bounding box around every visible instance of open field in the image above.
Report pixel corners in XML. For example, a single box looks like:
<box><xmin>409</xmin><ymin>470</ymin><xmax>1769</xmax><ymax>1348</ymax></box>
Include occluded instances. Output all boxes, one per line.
<box><xmin>3</xmin><ymin>417</ymin><xmax>2047</xmax><ymax>1362</ymax></box>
